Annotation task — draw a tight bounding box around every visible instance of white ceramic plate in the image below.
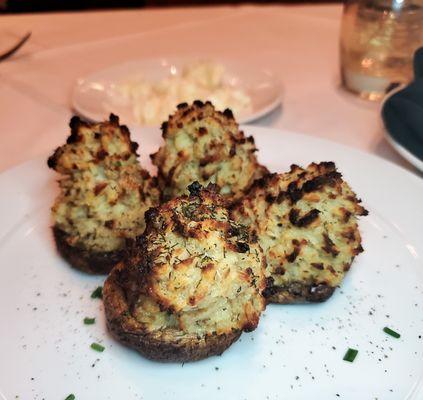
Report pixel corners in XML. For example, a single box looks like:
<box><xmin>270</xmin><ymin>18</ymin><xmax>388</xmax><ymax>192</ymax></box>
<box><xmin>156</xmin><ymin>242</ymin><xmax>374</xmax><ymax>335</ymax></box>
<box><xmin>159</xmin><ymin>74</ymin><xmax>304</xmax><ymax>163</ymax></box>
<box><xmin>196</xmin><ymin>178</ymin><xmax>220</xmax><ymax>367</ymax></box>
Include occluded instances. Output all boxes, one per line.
<box><xmin>381</xmin><ymin>85</ymin><xmax>423</xmax><ymax>172</ymax></box>
<box><xmin>0</xmin><ymin>127</ymin><xmax>422</xmax><ymax>400</ymax></box>
<box><xmin>71</xmin><ymin>58</ymin><xmax>282</xmax><ymax>126</ymax></box>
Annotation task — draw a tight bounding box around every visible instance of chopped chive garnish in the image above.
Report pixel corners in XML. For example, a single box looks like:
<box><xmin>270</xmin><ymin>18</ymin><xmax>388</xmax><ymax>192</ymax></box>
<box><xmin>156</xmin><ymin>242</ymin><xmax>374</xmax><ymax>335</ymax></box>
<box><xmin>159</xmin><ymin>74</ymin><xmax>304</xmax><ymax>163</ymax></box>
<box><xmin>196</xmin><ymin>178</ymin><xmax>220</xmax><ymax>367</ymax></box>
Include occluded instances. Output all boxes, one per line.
<box><xmin>91</xmin><ymin>342</ymin><xmax>105</xmax><ymax>352</ymax></box>
<box><xmin>83</xmin><ymin>317</ymin><xmax>95</xmax><ymax>325</ymax></box>
<box><xmin>65</xmin><ymin>395</ymin><xmax>75</xmax><ymax>400</ymax></box>
<box><xmin>91</xmin><ymin>286</ymin><xmax>103</xmax><ymax>299</ymax></box>
<box><xmin>383</xmin><ymin>327</ymin><xmax>401</xmax><ymax>338</ymax></box>
<box><xmin>343</xmin><ymin>348</ymin><xmax>358</xmax><ymax>362</ymax></box>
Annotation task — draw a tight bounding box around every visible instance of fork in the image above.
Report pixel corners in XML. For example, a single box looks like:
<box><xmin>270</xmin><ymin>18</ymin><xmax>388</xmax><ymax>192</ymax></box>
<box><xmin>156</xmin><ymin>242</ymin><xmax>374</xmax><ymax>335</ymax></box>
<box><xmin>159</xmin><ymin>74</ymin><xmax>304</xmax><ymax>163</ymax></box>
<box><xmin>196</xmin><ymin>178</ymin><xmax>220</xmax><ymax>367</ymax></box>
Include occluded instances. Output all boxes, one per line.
<box><xmin>0</xmin><ymin>31</ymin><xmax>31</xmax><ymax>62</ymax></box>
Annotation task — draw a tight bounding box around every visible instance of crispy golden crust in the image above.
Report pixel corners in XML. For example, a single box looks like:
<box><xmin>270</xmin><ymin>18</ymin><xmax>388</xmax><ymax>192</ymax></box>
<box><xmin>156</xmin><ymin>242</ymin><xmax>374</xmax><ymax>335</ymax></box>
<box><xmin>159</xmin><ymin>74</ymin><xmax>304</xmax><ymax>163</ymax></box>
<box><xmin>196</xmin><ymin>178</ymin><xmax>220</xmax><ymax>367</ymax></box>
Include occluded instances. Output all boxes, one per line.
<box><xmin>48</xmin><ymin>115</ymin><xmax>160</xmax><ymax>273</ymax></box>
<box><xmin>53</xmin><ymin>227</ymin><xmax>123</xmax><ymax>274</ymax></box>
<box><xmin>139</xmin><ymin>183</ymin><xmax>266</xmax><ymax>334</ymax></box>
<box><xmin>47</xmin><ymin>114</ymin><xmax>138</xmax><ymax>172</ymax></box>
<box><xmin>104</xmin><ymin>262</ymin><xmax>241</xmax><ymax>362</ymax></box>
<box><xmin>150</xmin><ymin>101</ymin><xmax>268</xmax><ymax>202</ymax></box>
<box><xmin>103</xmin><ymin>183</ymin><xmax>266</xmax><ymax>362</ymax></box>
<box><xmin>232</xmin><ymin>162</ymin><xmax>368</xmax><ymax>304</ymax></box>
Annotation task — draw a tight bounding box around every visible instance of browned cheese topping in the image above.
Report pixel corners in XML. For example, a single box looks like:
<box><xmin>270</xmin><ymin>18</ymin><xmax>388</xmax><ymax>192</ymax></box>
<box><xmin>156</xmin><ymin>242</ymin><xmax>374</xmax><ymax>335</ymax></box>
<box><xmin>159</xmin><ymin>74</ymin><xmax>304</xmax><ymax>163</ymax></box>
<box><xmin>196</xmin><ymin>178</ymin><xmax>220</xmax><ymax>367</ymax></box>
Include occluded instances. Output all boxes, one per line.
<box><xmin>231</xmin><ymin>162</ymin><xmax>368</xmax><ymax>302</ymax></box>
<box><xmin>118</xmin><ymin>183</ymin><xmax>266</xmax><ymax>336</ymax></box>
<box><xmin>150</xmin><ymin>101</ymin><xmax>268</xmax><ymax>202</ymax></box>
<box><xmin>48</xmin><ymin>114</ymin><xmax>160</xmax><ymax>253</ymax></box>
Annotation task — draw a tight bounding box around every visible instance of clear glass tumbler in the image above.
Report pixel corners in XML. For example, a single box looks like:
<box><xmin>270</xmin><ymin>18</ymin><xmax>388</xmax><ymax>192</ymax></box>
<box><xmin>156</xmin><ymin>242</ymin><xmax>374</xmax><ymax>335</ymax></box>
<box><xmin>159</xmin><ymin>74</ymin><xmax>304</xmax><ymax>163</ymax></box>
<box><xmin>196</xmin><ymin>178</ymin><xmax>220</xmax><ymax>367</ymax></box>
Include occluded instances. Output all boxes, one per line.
<box><xmin>340</xmin><ymin>0</ymin><xmax>423</xmax><ymax>101</ymax></box>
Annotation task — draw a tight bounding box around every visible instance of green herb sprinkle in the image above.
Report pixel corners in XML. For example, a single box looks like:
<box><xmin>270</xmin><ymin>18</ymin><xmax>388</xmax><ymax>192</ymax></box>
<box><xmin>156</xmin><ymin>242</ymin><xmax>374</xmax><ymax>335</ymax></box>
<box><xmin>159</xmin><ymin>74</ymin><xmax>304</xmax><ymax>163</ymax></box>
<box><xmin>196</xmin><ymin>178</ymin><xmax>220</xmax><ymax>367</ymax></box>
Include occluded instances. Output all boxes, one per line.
<box><xmin>383</xmin><ymin>327</ymin><xmax>401</xmax><ymax>338</ymax></box>
<box><xmin>343</xmin><ymin>348</ymin><xmax>358</xmax><ymax>362</ymax></box>
<box><xmin>91</xmin><ymin>286</ymin><xmax>103</xmax><ymax>299</ymax></box>
<box><xmin>90</xmin><ymin>342</ymin><xmax>105</xmax><ymax>352</ymax></box>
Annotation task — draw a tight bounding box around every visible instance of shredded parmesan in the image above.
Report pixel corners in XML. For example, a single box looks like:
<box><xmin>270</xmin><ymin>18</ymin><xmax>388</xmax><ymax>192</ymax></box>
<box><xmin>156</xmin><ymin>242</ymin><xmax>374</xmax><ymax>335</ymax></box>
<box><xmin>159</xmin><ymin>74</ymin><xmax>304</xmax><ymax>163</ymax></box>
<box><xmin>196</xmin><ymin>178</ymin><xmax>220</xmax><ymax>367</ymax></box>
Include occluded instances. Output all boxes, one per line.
<box><xmin>116</xmin><ymin>61</ymin><xmax>252</xmax><ymax>125</ymax></box>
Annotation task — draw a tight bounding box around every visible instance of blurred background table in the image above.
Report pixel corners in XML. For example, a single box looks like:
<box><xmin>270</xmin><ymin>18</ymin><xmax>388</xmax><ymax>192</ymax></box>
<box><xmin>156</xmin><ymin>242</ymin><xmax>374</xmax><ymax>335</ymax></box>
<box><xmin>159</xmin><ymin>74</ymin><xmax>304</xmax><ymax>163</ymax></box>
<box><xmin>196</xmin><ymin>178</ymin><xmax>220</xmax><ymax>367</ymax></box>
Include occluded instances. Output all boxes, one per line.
<box><xmin>0</xmin><ymin>4</ymin><xmax>417</xmax><ymax>174</ymax></box>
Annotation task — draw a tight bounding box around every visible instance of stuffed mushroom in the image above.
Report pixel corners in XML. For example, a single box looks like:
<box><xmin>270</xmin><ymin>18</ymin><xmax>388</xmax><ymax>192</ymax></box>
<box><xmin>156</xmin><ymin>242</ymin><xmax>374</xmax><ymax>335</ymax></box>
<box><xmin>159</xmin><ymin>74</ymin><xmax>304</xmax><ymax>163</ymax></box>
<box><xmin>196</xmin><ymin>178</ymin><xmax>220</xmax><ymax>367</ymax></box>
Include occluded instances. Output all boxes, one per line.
<box><xmin>48</xmin><ymin>114</ymin><xmax>160</xmax><ymax>274</ymax></box>
<box><xmin>150</xmin><ymin>100</ymin><xmax>268</xmax><ymax>202</ymax></box>
<box><xmin>103</xmin><ymin>182</ymin><xmax>266</xmax><ymax>362</ymax></box>
<box><xmin>232</xmin><ymin>162</ymin><xmax>368</xmax><ymax>304</ymax></box>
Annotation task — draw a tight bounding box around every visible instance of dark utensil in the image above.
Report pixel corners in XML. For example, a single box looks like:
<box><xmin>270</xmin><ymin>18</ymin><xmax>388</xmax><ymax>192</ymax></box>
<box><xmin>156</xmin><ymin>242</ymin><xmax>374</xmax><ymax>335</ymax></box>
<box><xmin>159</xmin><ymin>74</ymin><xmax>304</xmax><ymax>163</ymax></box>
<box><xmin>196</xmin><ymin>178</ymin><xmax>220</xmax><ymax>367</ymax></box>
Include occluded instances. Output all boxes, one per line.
<box><xmin>0</xmin><ymin>32</ymin><xmax>31</xmax><ymax>62</ymax></box>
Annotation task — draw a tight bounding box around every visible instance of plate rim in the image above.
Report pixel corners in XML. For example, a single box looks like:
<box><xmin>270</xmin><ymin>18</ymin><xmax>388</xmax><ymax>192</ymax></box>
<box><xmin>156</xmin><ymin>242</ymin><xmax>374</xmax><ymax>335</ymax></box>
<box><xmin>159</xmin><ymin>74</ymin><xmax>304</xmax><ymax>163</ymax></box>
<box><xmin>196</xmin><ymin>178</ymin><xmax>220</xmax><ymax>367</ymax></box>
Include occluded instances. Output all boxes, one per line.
<box><xmin>381</xmin><ymin>84</ymin><xmax>423</xmax><ymax>173</ymax></box>
<box><xmin>2</xmin><ymin>125</ymin><xmax>421</xmax><ymax>187</ymax></box>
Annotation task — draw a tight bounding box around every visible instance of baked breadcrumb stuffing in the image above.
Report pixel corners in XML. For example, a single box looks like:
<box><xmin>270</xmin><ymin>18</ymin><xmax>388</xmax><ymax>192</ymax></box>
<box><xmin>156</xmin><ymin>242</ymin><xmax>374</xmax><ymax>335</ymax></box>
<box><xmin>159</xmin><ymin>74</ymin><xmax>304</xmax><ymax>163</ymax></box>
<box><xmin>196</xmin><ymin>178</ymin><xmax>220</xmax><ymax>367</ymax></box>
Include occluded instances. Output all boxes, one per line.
<box><xmin>48</xmin><ymin>114</ymin><xmax>160</xmax><ymax>253</ymax></box>
<box><xmin>151</xmin><ymin>101</ymin><xmax>268</xmax><ymax>202</ymax></box>
<box><xmin>231</xmin><ymin>162</ymin><xmax>368</xmax><ymax>303</ymax></box>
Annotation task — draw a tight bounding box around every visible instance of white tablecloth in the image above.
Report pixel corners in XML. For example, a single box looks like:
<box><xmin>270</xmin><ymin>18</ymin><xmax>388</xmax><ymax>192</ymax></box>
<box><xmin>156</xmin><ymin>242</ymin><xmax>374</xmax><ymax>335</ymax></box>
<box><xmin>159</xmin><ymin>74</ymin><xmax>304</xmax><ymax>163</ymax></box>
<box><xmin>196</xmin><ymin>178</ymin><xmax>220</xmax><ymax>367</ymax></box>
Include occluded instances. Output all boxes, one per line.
<box><xmin>0</xmin><ymin>5</ymin><xmax>418</xmax><ymax>174</ymax></box>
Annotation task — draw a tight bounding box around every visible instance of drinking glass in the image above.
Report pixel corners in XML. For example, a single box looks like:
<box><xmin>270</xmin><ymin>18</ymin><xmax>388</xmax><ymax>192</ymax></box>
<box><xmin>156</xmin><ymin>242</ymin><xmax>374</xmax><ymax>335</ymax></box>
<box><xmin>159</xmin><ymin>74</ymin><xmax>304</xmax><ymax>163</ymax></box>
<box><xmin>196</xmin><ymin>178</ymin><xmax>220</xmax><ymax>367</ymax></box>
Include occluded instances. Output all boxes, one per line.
<box><xmin>340</xmin><ymin>0</ymin><xmax>423</xmax><ymax>100</ymax></box>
